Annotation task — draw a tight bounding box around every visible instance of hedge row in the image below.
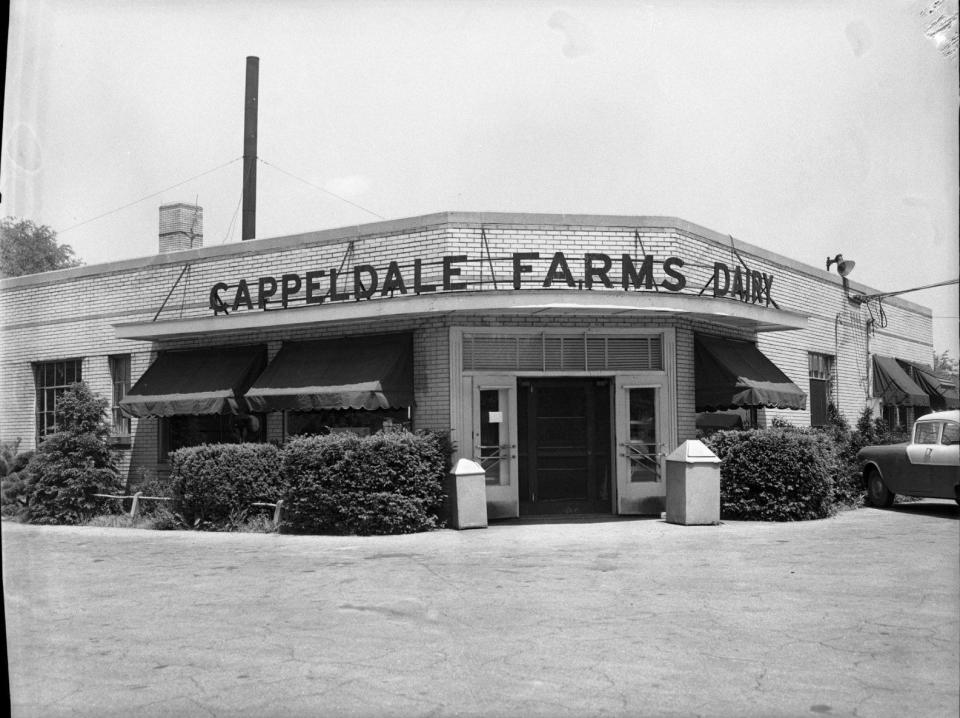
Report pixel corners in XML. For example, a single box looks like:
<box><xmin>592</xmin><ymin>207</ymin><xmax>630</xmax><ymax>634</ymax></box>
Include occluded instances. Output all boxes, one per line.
<box><xmin>707</xmin><ymin>428</ymin><xmax>835</xmax><ymax>521</ymax></box>
<box><xmin>705</xmin><ymin>406</ymin><xmax>909</xmax><ymax>521</ymax></box>
<box><xmin>171</xmin><ymin>443</ymin><xmax>284</xmax><ymax>527</ymax></box>
<box><xmin>168</xmin><ymin>430</ymin><xmax>447</xmax><ymax>535</ymax></box>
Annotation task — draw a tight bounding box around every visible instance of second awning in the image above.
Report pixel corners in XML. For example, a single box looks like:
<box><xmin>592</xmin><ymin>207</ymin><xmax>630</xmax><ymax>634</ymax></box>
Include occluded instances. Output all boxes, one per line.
<box><xmin>245</xmin><ymin>333</ymin><xmax>414</xmax><ymax>412</ymax></box>
<box><xmin>872</xmin><ymin>355</ymin><xmax>930</xmax><ymax>407</ymax></box>
<box><xmin>120</xmin><ymin>345</ymin><xmax>267</xmax><ymax>417</ymax></box>
<box><xmin>695</xmin><ymin>335</ymin><xmax>807</xmax><ymax>411</ymax></box>
<box><xmin>896</xmin><ymin>358</ymin><xmax>959</xmax><ymax>409</ymax></box>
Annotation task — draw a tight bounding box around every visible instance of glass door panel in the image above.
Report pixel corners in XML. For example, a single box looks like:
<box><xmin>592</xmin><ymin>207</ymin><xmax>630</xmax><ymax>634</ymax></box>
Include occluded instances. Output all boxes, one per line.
<box><xmin>627</xmin><ymin>387</ymin><xmax>659</xmax><ymax>483</ymax></box>
<box><xmin>478</xmin><ymin>388</ymin><xmax>510</xmax><ymax>486</ymax></box>
<box><xmin>471</xmin><ymin>377</ymin><xmax>519</xmax><ymax>518</ymax></box>
<box><xmin>616</xmin><ymin>380</ymin><xmax>666</xmax><ymax>514</ymax></box>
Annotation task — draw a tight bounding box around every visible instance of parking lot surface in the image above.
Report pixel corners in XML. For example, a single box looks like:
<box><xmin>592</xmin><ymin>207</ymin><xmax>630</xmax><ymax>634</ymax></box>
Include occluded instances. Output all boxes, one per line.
<box><xmin>3</xmin><ymin>500</ymin><xmax>958</xmax><ymax>718</ymax></box>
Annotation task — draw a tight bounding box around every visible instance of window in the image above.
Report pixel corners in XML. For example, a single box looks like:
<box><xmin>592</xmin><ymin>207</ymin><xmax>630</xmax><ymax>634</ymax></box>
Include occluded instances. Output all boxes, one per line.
<box><xmin>462</xmin><ymin>333</ymin><xmax>663</xmax><ymax>372</ymax></box>
<box><xmin>884</xmin><ymin>405</ymin><xmax>910</xmax><ymax>430</ymax></box>
<box><xmin>109</xmin><ymin>355</ymin><xmax>131</xmax><ymax>440</ymax></box>
<box><xmin>941</xmin><ymin>422</ymin><xmax>959</xmax><ymax>446</ymax></box>
<box><xmin>286</xmin><ymin>408</ymin><xmax>408</xmax><ymax>438</ymax></box>
<box><xmin>33</xmin><ymin>359</ymin><xmax>83</xmax><ymax>439</ymax></box>
<box><xmin>914</xmin><ymin>422</ymin><xmax>940</xmax><ymax>445</ymax></box>
<box><xmin>478</xmin><ymin>389</ymin><xmax>509</xmax><ymax>486</ymax></box>
<box><xmin>627</xmin><ymin>387</ymin><xmax>659</xmax><ymax>482</ymax></box>
<box><xmin>808</xmin><ymin>353</ymin><xmax>835</xmax><ymax>426</ymax></box>
<box><xmin>159</xmin><ymin>413</ymin><xmax>267</xmax><ymax>460</ymax></box>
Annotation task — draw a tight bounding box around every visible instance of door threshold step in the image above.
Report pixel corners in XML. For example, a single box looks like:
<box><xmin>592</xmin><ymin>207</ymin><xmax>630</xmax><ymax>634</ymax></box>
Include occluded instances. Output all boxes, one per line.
<box><xmin>490</xmin><ymin>514</ymin><xmax>657</xmax><ymax>525</ymax></box>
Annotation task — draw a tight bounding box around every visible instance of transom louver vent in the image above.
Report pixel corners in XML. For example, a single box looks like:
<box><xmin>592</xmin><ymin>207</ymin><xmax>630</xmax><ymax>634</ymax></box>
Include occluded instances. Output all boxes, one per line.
<box><xmin>462</xmin><ymin>333</ymin><xmax>663</xmax><ymax>372</ymax></box>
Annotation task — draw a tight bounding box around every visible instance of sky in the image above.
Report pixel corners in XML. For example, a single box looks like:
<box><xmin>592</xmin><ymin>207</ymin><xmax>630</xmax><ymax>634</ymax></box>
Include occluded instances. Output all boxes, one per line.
<box><xmin>3</xmin><ymin>0</ymin><xmax>958</xmax><ymax>357</ymax></box>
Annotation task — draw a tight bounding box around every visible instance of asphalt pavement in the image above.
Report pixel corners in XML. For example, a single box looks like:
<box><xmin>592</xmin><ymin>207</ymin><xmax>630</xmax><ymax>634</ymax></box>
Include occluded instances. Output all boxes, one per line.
<box><xmin>2</xmin><ymin>500</ymin><xmax>958</xmax><ymax>718</ymax></box>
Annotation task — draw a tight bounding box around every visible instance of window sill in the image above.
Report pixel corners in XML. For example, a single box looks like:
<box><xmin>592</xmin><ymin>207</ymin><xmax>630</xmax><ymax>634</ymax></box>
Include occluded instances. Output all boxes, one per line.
<box><xmin>109</xmin><ymin>436</ymin><xmax>132</xmax><ymax>449</ymax></box>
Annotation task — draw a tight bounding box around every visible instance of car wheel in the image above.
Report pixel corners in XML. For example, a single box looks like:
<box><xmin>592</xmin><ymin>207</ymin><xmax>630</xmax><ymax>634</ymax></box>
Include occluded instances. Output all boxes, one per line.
<box><xmin>866</xmin><ymin>468</ymin><xmax>895</xmax><ymax>508</ymax></box>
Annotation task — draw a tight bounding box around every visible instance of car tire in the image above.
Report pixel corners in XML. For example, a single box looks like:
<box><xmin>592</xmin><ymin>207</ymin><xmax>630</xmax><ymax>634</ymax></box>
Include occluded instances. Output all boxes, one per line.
<box><xmin>866</xmin><ymin>468</ymin><xmax>895</xmax><ymax>508</ymax></box>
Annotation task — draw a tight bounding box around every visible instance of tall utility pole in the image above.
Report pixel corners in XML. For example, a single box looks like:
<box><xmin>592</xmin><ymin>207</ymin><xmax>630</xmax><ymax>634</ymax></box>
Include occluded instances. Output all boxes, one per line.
<box><xmin>242</xmin><ymin>56</ymin><xmax>259</xmax><ymax>241</ymax></box>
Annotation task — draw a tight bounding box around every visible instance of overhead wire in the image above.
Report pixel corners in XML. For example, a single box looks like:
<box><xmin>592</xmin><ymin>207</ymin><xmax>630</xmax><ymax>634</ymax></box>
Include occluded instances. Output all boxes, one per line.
<box><xmin>57</xmin><ymin>157</ymin><xmax>242</xmax><ymax>235</ymax></box>
<box><xmin>258</xmin><ymin>157</ymin><xmax>387</xmax><ymax>220</ymax></box>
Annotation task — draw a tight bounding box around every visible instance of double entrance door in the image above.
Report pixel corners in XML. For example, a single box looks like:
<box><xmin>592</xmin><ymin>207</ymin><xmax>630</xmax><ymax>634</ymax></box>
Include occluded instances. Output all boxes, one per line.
<box><xmin>518</xmin><ymin>378</ymin><xmax>611</xmax><ymax>514</ymax></box>
<box><xmin>472</xmin><ymin>375</ymin><xmax>668</xmax><ymax>517</ymax></box>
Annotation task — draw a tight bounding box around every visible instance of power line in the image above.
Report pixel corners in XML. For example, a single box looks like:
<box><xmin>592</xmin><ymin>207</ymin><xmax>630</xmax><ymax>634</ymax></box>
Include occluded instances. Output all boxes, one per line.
<box><xmin>57</xmin><ymin>157</ymin><xmax>242</xmax><ymax>235</ymax></box>
<box><xmin>258</xmin><ymin>158</ymin><xmax>387</xmax><ymax>220</ymax></box>
<box><xmin>852</xmin><ymin>277</ymin><xmax>959</xmax><ymax>303</ymax></box>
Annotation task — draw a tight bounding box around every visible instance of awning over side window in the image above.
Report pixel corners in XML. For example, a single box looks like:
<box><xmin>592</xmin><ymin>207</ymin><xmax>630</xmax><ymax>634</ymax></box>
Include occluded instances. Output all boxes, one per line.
<box><xmin>895</xmin><ymin>358</ymin><xmax>958</xmax><ymax>409</ymax></box>
<box><xmin>245</xmin><ymin>334</ymin><xmax>414</xmax><ymax>412</ymax></box>
<box><xmin>119</xmin><ymin>345</ymin><xmax>267</xmax><ymax>417</ymax></box>
<box><xmin>694</xmin><ymin>335</ymin><xmax>807</xmax><ymax>411</ymax></box>
<box><xmin>872</xmin><ymin>355</ymin><xmax>930</xmax><ymax>408</ymax></box>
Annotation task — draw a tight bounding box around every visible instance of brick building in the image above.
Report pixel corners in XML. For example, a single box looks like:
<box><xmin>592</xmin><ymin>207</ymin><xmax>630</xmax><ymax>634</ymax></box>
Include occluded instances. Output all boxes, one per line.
<box><xmin>1</xmin><ymin>208</ymin><xmax>948</xmax><ymax>517</ymax></box>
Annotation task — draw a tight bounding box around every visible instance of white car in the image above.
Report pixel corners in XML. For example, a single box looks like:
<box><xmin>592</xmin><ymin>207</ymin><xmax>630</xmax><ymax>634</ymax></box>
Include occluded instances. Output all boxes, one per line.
<box><xmin>858</xmin><ymin>409</ymin><xmax>960</xmax><ymax>507</ymax></box>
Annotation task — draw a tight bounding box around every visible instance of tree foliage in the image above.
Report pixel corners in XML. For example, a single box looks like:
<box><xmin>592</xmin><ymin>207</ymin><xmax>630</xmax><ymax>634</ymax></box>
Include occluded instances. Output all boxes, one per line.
<box><xmin>0</xmin><ymin>217</ymin><xmax>81</xmax><ymax>278</ymax></box>
<box><xmin>933</xmin><ymin>350</ymin><xmax>959</xmax><ymax>386</ymax></box>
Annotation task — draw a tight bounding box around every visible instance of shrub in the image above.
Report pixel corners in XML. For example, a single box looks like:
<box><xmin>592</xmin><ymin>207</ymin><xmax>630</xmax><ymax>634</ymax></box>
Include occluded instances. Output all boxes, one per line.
<box><xmin>170</xmin><ymin>442</ymin><xmax>283</xmax><ymax>528</ymax></box>
<box><xmin>1</xmin><ymin>438</ymin><xmax>22</xmax><ymax>477</ymax></box>
<box><xmin>1</xmin><ymin>440</ymin><xmax>35</xmax><ymax>518</ymax></box>
<box><xmin>12</xmin><ymin>449</ymin><xmax>34</xmax><ymax>474</ymax></box>
<box><xmin>1</xmin><ymin>471</ymin><xmax>30</xmax><ymax>517</ymax></box>
<box><xmin>132</xmin><ymin>471</ymin><xmax>177</xmax><ymax>518</ymax></box>
<box><xmin>707</xmin><ymin>428</ymin><xmax>835</xmax><ymax>521</ymax></box>
<box><xmin>18</xmin><ymin>383</ymin><xmax>120</xmax><ymax>524</ymax></box>
<box><xmin>281</xmin><ymin>430</ymin><xmax>446</xmax><ymax>535</ymax></box>
<box><xmin>139</xmin><ymin>506</ymin><xmax>184</xmax><ymax>531</ymax></box>
<box><xmin>820</xmin><ymin>405</ymin><xmax>861</xmax><ymax>507</ymax></box>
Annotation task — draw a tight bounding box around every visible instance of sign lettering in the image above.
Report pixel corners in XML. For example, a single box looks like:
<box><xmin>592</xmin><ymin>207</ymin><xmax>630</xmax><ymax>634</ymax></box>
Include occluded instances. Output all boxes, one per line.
<box><xmin>208</xmin><ymin>253</ymin><xmax>776</xmax><ymax>315</ymax></box>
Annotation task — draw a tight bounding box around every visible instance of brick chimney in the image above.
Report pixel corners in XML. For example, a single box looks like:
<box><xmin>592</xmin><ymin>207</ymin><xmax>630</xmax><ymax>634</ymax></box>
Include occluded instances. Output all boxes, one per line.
<box><xmin>158</xmin><ymin>203</ymin><xmax>203</xmax><ymax>253</ymax></box>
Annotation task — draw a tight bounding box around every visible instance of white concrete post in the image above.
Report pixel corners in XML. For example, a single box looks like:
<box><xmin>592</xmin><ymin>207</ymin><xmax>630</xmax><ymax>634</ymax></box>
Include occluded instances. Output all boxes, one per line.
<box><xmin>129</xmin><ymin>491</ymin><xmax>143</xmax><ymax>519</ymax></box>
<box><xmin>447</xmin><ymin>458</ymin><xmax>488</xmax><ymax>530</ymax></box>
<box><xmin>665</xmin><ymin>440</ymin><xmax>721</xmax><ymax>526</ymax></box>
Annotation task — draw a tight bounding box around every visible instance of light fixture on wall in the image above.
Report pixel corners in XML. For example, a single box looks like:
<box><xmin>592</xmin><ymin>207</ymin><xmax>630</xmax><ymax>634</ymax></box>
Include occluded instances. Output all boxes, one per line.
<box><xmin>827</xmin><ymin>253</ymin><xmax>858</xmax><ymax>302</ymax></box>
<box><xmin>826</xmin><ymin>254</ymin><xmax>856</xmax><ymax>277</ymax></box>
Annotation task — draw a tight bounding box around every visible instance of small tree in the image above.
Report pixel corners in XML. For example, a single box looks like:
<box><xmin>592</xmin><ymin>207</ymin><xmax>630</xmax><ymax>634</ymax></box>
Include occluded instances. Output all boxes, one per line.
<box><xmin>933</xmin><ymin>350</ymin><xmax>959</xmax><ymax>387</ymax></box>
<box><xmin>19</xmin><ymin>382</ymin><xmax>120</xmax><ymax>524</ymax></box>
<box><xmin>0</xmin><ymin>217</ymin><xmax>82</xmax><ymax>277</ymax></box>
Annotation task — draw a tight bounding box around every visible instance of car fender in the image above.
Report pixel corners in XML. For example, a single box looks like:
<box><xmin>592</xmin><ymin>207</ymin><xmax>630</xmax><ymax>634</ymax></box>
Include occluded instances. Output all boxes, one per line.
<box><xmin>857</xmin><ymin>443</ymin><xmax>909</xmax><ymax>492</ymax></box>
<box><xmin>860</xmin><ymin>459</ymin><xmax>884</xmax><ymax>488</ymax></box>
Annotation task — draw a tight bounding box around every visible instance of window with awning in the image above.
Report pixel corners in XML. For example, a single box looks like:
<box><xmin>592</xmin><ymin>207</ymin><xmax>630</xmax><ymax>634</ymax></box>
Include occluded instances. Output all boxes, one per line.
<box><xmin>872</xmin><ymin>355</ymin><xmax>930</xmax><ymax>408</ymax></box>
<box><xmin>245</xmin><ymin>333</ymin><xmax>414</xmax><ymax>413</ymax></box>
<box><xmin>119</xmin><ymin>345</ymin><xmax>267</xmax><ymax>417</ymax></box>
<box><xmin>895</xmin><ymin>358</ymin><xmax>959</xmax><ymax>410</ymax></box>
<box><xmin>694</xmin><ymin>335</ymin><xmax>807</xmax><ymax>412</ymax></box>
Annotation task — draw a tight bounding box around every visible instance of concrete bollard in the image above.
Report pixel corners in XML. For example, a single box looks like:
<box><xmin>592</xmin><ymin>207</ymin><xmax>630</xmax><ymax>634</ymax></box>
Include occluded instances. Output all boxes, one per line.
<box><xmin>665</xmin><ymin>440</ymin><xmax>721</xmax><ymax>526</ymax></box>
<box><xmin>446</xmin><ymin>458</ymin><xmax>488</xmax><ymax>530</ymax></box>
<box><xmin>129</xmin><ymin>491</ymin><xmax>143</xmax><ymax>519</ymax></box>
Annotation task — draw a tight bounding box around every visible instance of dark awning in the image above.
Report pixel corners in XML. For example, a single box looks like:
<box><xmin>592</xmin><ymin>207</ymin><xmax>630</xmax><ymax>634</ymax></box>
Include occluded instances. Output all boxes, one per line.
<box><xmin>120</xmin><ymin>345</ymin><xmax>266</xmax><ymax>417</ymax></box>
<box><xmin>872</xmin><ymin>355</ymin><xmax>930</xmax><ymax>408</ymax></box>
<box><xmin>895</xmin><ymin>358</ymin><xmax>958</xmax><ymax>409</ymax></box>
<box><xmin>245</xmin><ymin>333</ymin><xmax>414</xmax><ymax>412</ymax></box>
<box><xmin>695</xmin><ymin>335</ymin><xmax>807</xmax><ymax>411</ymax></box>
